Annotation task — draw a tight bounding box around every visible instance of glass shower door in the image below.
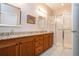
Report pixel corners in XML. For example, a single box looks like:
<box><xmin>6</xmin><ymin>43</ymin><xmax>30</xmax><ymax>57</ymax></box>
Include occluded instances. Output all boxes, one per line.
<box><xmin>55</xmin><ymin>16</ymin><xmax>63</xmax><ymax>47</ymax></box>
<box><xmin>55</xmin><ymin>14</ymin><xmax>72</xmax><ymax>49</ymax></box>
<box><xmin>63</xmin><ymin>14</ymin><xmax>72</xmax><ymax>49</ymax></box>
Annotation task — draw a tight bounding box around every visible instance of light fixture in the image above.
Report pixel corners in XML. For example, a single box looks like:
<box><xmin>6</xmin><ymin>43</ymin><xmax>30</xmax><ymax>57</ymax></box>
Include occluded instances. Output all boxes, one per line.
<box><xmin>38</xmin><ymin>8</ymin><xmax>47</xmax><ymax>14</ymax></box>
<box><xmin>36</xmin><ymin>8</ymin><xmax>47</xmax><ymax>17</ymax></box>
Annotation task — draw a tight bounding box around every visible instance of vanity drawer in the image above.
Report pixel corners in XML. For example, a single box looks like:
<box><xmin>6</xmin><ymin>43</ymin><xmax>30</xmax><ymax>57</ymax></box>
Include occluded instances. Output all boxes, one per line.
<box><xmin>35</xmin><ymin>41</ymin><xmax>43</xmax><ymax>47</ymax></box>
<box><xmin>34</xmin><ymin>35</ymin><xmax>43</xmax><ymax>42</ymax></box>
<box><xmin>20</xmin><ymin>40</ymin><xmax>34</xmax><ymax>47</ymax></box>
<box><xmin>35</xmin><ymin>46</ymin><xmax>43</xmax><ymax>55</ymax></box>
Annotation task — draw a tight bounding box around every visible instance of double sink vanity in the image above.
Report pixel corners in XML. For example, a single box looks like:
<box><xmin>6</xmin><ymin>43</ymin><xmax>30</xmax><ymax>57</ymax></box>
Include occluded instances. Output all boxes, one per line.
<box><xmin>0</xmin><ymin>31</ymin><xmax>53</xmax><ymax>56</ymax></box>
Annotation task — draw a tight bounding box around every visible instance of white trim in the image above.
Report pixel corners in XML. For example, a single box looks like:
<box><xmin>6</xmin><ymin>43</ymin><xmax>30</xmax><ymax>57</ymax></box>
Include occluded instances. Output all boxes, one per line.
<box><xmin>0</xmin><ymin>24</ymin><xmax>21</xmax><ymax>27</ymax></box>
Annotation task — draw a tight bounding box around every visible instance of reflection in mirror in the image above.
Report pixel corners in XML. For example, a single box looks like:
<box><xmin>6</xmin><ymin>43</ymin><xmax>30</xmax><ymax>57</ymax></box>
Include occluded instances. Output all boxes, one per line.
<box><xmin>0</xmin><ymin>3</ymin><xmax>21</xmax><ymax>26</ymax></box>
<box><xmin>38</xmin><ymin>16</ymin><xmax>46</xmax><ymax>30</ymax></box>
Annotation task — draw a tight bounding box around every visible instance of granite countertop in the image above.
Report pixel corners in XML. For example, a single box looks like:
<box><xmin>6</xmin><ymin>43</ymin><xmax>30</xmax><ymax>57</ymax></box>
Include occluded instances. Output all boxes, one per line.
<box><xmin>0</xmin><ymin>31</ymin><xmax>53</xmax><ymax>40</ymax></box>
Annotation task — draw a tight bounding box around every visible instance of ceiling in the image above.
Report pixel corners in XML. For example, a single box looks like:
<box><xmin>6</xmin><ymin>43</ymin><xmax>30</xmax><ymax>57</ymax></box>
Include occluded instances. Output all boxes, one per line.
<box><xmin>46</xmin><ymin>3</ymin><xmax>71</xmax><ymax>15</ymax></box>
<box><xmin>46</xmin><ymin>3</ymin><xmax>71</xmax><ymax>11</ymax></box>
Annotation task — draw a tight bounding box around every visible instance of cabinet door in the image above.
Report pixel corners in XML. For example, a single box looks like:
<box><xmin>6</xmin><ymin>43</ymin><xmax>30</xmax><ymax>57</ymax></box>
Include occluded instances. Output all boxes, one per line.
<box><xmin>20</xmin><ymin>38</ymin><xmax>34</xmax><ymax>56</ymax></box>
<box><xmin>20</xmin><ymin>45</ymin><xmax>34</xmax><ymax>56</ymax></box>
<box><xmin>44</xmin><ymin>33</ymin><xmax>53</xmax><ymax>50</ymax></box>
<box><xmin>48</xmin><ymin>33</ymin><xmax>53</xmax><ymax>47</ymax></box>
<box><xmin>0</xmin><ymin>43</ymin><xmax>18</xmax><ymax>56</ymax></box>
<box><xmin>44</xmin><ymin>34</ymin><xmax>49</xmax><ymax>50</ymax></box>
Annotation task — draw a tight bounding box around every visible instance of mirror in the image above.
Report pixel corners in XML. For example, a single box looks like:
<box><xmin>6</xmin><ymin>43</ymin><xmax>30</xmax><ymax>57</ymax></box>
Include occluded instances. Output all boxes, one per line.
<box><xmin>38</xmin><ymin>16</ymin><xmax>47</xmax><ymax>30</ymax></box>
<box><xmin>0</xmin><ymin>3</ymin><xmax>21</xmax><ymax>26</ymax></box>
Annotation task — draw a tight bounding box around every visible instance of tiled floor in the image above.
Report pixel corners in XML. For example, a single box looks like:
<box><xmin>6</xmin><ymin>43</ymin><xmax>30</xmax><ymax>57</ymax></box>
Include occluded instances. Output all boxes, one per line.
<box><xmin>40</xmin><ymin>45</ymin><xmax>73</xmax><ymax>56</ymax></box>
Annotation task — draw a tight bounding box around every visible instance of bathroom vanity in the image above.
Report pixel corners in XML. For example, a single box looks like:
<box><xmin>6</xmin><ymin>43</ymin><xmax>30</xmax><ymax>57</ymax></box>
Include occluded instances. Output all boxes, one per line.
<box><xmin>0</xmin><ymin>33</ymin><xmax>53</xmax><ymax>56</ymax></box>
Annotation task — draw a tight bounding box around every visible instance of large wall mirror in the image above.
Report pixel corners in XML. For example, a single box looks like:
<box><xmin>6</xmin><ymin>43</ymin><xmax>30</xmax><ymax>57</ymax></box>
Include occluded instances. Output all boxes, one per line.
<box><xmin>0</xmin><ymin>3</ymin><xmax>21</xmax><ymax>26</ymax></box>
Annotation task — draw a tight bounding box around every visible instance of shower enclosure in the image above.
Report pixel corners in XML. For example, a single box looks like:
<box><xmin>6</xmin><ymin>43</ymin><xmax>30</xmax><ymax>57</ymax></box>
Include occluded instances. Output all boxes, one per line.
<box><xmin>54</xmin><ymin>13</ymin><xmax>72</xmax><ymax>49</ymax></box>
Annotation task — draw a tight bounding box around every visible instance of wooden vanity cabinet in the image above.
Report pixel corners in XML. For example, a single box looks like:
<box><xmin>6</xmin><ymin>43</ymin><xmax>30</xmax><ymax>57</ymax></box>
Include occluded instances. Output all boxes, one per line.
<box><xmin>0</xmin><ymin>33</ymin><xmax>53</xmax><ymax>56</ymax></box>
<box><xmin>19</xmin><ymin>36</ymin><xmax>34</xmax><ymax>56</ymax></box>
<box><xmin>0</xmin><ymin>39</ymin><xmax>19</xmax><ymax>56</ymax></box>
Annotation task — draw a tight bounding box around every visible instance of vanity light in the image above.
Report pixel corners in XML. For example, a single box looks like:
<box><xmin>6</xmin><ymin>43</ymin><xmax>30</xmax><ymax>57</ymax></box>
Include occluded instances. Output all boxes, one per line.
<box><xmin>38</xmin><ymin>8</ymin><xmax>47</xmax><ymax>14</ymax></box>
<box><xmin>36</xmin><ymin>8</ymin><xmax>47</xmax><ymax>16</ymax></box>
